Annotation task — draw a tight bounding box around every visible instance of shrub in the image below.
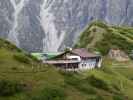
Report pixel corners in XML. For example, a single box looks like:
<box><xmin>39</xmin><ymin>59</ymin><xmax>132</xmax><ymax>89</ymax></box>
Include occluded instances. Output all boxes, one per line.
<box><xmin>0</xmin><ymin>80</ymin><xmax>23</xmax><ymax>96</ymax></box>
<box><xmin>113</xmin><ymin>95</ymin><xmax>125</xmax><ymax>100</ymax></box>
<box><xmin>64</xmin><ymin>74</ymin><xmax>96</xmax><ymax>95</ymax></box>
<box><xmin>25</xmin><ymin>53</ymin><xmax>40</xmax><ymax>62</ymax></box>
<box><xmin>0</xmin><ymin>38</ymin><xmax>22</xmax><ymax>52</ymax></box>
<box><xmin>13</xmin><ymin>53</ymin><xmax>31</xmax><ymax>64</ymax></box>
<box><xmin>77</xmin><ymin>84</ymin><xmax>96</xmax><ymax>95</ymax></box>
<box><xmin>11</xmin><ymin>67</ymin><xmax>18</xmax><ymax>71</ymax></box>
<box><xmin>87</xmin><ymin>75</ymin><xmax>109</xmax><ymax>91</ymax></box>
<box><xmin>87</xmin><ymin>95</ymin><xmax>104</xmax><ymax>100</ymax></box>
<box><xmin>64</xmin><ymin>76</ymin><xmax>80</xmax><ymax>86</ymax></box>
<box><xmin>31</xmin><ymin>87</ymin><xmax>66</xmax><ymax>100</ymax></box>
<box><xmin>101</xmin><ymin>66</ymin><xmax>115</xmax><ymax>74</ymax></box>
<box><xmin>76</xmin><ymin>21</ymin><xmax>133</xmax><ymax>55</ymax></box>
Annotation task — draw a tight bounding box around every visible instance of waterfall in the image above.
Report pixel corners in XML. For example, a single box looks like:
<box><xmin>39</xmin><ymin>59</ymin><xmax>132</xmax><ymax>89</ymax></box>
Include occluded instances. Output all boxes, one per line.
<box><xmin>40</xmin><ymin>0</ymin><xmax>65</xmax><ymax>52</ymax></box>
<box><xmin>0</xmin><ymin>0</ymin><xmax>131</xmax><ymax>52</ymax></box>
<box><xmin>8</xmin><ymin>0</ymin><xmax>26</xmax><ymax>46</ymax></box>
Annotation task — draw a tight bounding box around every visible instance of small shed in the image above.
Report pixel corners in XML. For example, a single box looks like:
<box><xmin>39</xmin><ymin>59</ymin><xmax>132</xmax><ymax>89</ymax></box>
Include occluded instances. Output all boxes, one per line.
<box><xmin>108</xmin><ymin>49</ymin><xmax>129</xmax><ymax>61</ymax></box>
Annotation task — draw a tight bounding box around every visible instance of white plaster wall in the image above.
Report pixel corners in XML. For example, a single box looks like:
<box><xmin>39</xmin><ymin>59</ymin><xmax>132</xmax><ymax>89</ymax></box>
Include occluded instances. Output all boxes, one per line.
<box><xmin>79</xmin><ymin>59</ymin><xmax>97</xmax><ymax>70</ymax></box>
<box><xmin>97</xmin><ymin>58</ymin><xmax>102</xmax><ymax>68</ymax></box>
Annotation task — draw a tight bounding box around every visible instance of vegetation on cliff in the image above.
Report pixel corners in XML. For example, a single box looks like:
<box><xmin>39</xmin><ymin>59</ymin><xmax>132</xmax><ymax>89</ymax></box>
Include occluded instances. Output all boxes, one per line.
<box><xmin>75</xmin><ymin>21</ymin><xmax>133</xmax><ymax>55</ymax></box>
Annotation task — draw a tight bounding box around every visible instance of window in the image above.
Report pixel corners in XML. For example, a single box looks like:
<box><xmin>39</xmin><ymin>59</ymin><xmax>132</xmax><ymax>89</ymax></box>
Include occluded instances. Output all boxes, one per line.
<box><xmin>81</xmin><ymin>63</ymin><xmax>87</xmax><ymax>67</ymax></box>
<box><xmin>84</xmin><ymin>64</ymin><xmax>86</xmax><ymax>66</ymax></box>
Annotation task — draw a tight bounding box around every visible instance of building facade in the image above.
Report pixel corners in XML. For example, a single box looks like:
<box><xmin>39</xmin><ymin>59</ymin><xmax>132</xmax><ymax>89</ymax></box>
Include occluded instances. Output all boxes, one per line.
<box><xmin>43</xmin><ymin>48</ymin><xmax>102</xmax><ymax>71</ymax></box>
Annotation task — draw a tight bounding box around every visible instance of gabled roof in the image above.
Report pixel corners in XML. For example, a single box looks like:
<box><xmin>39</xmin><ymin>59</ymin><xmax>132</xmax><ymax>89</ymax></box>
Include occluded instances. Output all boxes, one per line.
<box><xmin>71</xmin><ymin>48</ymin><xmax>100</xmax><ymax>58</ymax></box>
<box><xmin>48</xmin><ymin>48</ymin><xmax>100</xmax><ymax>60</ymax></box>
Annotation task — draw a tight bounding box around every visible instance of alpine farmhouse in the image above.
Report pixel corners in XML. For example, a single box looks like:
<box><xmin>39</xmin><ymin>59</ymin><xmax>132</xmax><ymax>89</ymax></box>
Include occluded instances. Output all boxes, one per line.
<box><xmin>43</xmin><ymin>48</ymin><xmax>102</xmax><ymax>71</ymax></box>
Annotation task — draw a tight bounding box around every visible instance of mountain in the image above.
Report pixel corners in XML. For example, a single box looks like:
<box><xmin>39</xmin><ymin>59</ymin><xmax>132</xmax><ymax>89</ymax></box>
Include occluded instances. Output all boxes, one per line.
<box><xmin>0</xmin><ymin>0</ymin><xmax>133</xmax><ymax>52</ymax></box>
<box><xmin>75</xmin><ymin>21</ymin><xmax>133</xmax><ymax>55</ymax></box>
<box><xmin>1</xmin><ymin>38</ymin><xmax>133</xmax><ymax>100</ymax></box>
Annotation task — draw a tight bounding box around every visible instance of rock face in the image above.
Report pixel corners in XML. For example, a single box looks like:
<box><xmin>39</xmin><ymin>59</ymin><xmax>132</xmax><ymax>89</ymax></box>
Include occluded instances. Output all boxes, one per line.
<box><xmin>0</xmin><ymin>0</ymin><xmax>133</xmax><ymax>52</ymax></box>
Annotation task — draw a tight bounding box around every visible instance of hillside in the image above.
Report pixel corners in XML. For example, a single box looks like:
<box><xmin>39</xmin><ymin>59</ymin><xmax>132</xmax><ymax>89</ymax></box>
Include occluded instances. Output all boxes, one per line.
<box><xmin>0</xmin><ymin>38</ymin><xmax>133</xmax><ymax>100</ymax></box>
<box><xmin>75</xmin><ymin>21</ymin><xmax>133</xmax><ymax>55</ymax></box>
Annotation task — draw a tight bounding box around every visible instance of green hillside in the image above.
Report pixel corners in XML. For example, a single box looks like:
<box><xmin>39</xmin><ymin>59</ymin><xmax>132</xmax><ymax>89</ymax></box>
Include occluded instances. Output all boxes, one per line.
<box><xmin>75</xmin><ymin>21</ymin><xmax>133</xmax><ymax>55</ymax></box>
<box><xmin>0</xmin><ymin>35</ymin><xmax>133</xmax><ymax>100</ymax></box>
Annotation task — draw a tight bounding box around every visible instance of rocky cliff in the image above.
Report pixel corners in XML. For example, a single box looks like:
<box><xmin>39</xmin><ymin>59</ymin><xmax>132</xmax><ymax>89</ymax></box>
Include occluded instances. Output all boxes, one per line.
<box><xmin>0</xmin><ymin>0</ymin><xmax>133</xmax><ymax>52</ymax></box>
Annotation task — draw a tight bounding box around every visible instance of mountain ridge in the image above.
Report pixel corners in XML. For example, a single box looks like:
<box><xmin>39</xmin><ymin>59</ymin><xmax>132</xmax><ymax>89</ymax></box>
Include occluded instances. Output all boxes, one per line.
<box><xmin>0</xmin><ymin>0</ymin><xmax>133</xmax><ymax>52</ymax></box>
<box><xmin>75</xmin><ymin>21</ymin><xmax>133</xmax><ymax>55</ymax></box>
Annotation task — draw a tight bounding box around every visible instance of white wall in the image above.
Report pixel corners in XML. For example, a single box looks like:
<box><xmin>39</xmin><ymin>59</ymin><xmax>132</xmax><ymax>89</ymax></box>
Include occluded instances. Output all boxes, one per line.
<box><xmin>79</xmin><ymin>59</ymin><xmax>97</xmax><ymax>70</ymax></box>
<box><xmin>97</xmin><ymin>58</ymin><xmax>102</xmax><ymax>68</ymax></box>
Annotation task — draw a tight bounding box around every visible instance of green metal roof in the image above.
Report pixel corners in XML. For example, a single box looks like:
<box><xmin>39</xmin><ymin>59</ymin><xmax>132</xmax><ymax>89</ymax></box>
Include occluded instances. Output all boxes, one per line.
<box><xmin>31</xmin><ymin>52</ymin><xmax>62</xmax><ymax>60</ymax></box>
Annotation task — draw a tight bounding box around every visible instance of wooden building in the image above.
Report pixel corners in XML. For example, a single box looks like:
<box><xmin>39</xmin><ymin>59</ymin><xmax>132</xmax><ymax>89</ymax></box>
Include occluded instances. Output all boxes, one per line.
<box><xmin>43</xmin><ymin>48</ymin><xmax>102</xmax><ymax>71</ymax></box>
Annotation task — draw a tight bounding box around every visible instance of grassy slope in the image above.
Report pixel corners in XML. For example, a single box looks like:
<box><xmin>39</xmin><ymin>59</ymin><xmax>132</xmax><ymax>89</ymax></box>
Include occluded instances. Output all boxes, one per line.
<box><xmin>0</xmin><ymin>38</ymin><xmax>91</xmax><ymax>100</ymax></box>
<box><xmin>0</xmin><ymin>38</ymin><xmax>65</xmax><ymax>100</ymax></box>
<box><xmin>74</xmin><ymin>21</ymin><xmax>133</xmax><ymax>100</ymax></box>
<box><xmin>0</xmin><ymin>34</ymin><xmax>133</xmax><ymax>100</ymax></box>
<box><xmin>75</xmin><ymin>21</ymin><xmax>133</xmax><ymax>55</ymax></box>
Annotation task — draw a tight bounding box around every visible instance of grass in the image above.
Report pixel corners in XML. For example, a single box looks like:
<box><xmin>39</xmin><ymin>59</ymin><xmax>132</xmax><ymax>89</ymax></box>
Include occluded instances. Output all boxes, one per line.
<box><xmin>87</xmin><ymin>75</ymin><xmax>110</xmax><ymax>91</ymax></box>
<box><xmin>0</xmin><ymin>30</ymin><xmax>133</xmax><ymax>100</ymax></box>
<box><xmin>0</xmin><ymin>80</ymin><xmax>24</xmax><ymax>96</ymax></box>
<box><xmin>74</xmin><ymin>21</ymin><xmax>133</xmax><ymax>99</ymax></box>
<box><xmin>31</xmin><ymin>86</ymin><xmax>66</xmax><ymax>100</ymax></box>
<box><xmin>75</xmin><ymin>21</ymin><xmax>133</xmax><ymax>55</ymax></box>
<box><xmin>13</xmin><ymin>53</ymin><xmax>31</xmax><ymax>64</ymax></box>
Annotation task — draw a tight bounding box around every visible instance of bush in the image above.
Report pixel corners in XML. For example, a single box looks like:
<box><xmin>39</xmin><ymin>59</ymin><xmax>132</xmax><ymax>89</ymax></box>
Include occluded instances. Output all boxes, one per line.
<box><xmin>0</xmin><ymin>38</ymin><xmax>22</xmax><ymax>52</ymax></box>
<box><xmin>101</xmin><ymin>66</ymin><xmax>115</xmax><ymax>74</ymax></box>
<box><xmin>76</xmin><ymin>21</ymin><xmax>133</xmax><ymax>55</ymax></box>
<box><xmin>0</xmin><ymin>80</ymin><xmax>23</xmax><ymax>96</ymax></box>
<box><xmin>11</xmin><ymin>67</ymin><xmax>18</xmax><ymax>71</ymax></box>
<box><xmin>25</xmin><ymin>53</ymin><xmax>40</xmax><ymax>62</ymax></box>
<box><xmin>113</xmin><ymin>95</ymin><xmax>125</xmax><ymax>100</ymax></box>
<box><xmin>64</xmin><ymin>74</ymin><xmax>96</xmax><ymax>95</ymax></box>
<box><xmin>87</xmin><ymin>75</ymin><xmax>109</xmax><ymax>91</ymax></box>
<box><xmin>31</xmin><ymin>87</ymin><xmax>66</xmax><ymax>100</ymax></box>
<box><xmin>77</xmin><ymin>84</ymin><xmax>96</xmax><ymax>95</ymax></box>
<box><xmin>87</xmin><ymin>95</ymin><xmax>104</xmax><ymax>100</ymax></box>
<box><xmin>13</xmin><ymin>53</ymin><xmax>31</xmax><ymax>64</ymax></box>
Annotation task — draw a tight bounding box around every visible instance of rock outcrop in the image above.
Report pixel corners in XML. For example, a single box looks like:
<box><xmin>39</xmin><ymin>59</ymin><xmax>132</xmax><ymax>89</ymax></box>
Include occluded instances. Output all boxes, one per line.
<box><xmin>0</xmin><ymin>0</ymin><xmax>133</xmax><ymax>52</ymax></box>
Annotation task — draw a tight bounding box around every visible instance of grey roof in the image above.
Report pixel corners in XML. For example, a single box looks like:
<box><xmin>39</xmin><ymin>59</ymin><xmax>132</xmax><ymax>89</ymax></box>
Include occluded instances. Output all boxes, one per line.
<box><xmin>71</xmin><ymin>48</ymin><xmax>99</xmax><ymax>58</ymax></box>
